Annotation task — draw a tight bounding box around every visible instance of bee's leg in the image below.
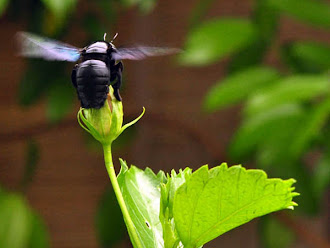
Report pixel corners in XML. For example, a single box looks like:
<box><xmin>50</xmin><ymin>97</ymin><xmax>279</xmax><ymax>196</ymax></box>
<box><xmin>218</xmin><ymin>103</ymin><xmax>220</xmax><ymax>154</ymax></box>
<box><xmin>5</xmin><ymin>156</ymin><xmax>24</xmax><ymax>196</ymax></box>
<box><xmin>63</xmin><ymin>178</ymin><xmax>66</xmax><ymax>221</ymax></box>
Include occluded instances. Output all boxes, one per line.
<box><xmin>71</xmin><ymin>64</ymin><xmax>78</xmax><ymax>89</ymax></box>
<box><xmin>111</xmin><ymin>62</ymin><xmax>123</xmax><ymax>101</ymax></box>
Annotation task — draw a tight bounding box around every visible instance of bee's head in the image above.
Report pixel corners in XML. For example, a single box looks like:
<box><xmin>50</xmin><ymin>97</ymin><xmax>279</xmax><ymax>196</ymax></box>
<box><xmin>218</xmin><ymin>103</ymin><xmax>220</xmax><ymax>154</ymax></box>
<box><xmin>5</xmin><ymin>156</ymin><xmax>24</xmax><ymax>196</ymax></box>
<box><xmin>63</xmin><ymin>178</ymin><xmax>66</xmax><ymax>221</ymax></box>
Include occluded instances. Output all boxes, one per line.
<box><xmin>103</xmin><ymin>33</ymin><xmax>118</xmax><ymax>49</ymax></box>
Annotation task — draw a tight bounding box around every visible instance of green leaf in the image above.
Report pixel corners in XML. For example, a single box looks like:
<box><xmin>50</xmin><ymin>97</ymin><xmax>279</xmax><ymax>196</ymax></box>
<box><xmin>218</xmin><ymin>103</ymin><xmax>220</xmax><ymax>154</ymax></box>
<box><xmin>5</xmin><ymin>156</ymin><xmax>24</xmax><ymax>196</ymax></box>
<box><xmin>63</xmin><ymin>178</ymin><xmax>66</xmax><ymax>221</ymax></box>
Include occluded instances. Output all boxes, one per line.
<box><xmin>160</xmin><ymin>169</ymin><xmax>192</xmax><ymax>248</ymax></box>
<box><xmin>41</xmin><ymin>0</ymin><xmax>77</xmax><ymax>20</ymax></box>
<box><xmin>96</xmin><ymin>187</ymin><xmax>126</xmax><ymax>248</ymax></box>
<box><xmin>179</xmin><ymin>18</ymin><xmax>257</xmax><ymax>66</ymax></box>
<box><xmin>27</xmin><ymin>213</ymin><xmax>49</xmax><ymax>248</ymax></box>
<box><xmin>188</xmin><ymin>0</ymin><xmax>216</xmax><ymax>28</ymax></box>
<box><xmin>244</xmin><ymin>75</ymin><xmax>330</xmax><ymax>116</ymax></box>
<box><xmin>282</xmin><ymin>41</ymin><xmax>330</xmax><ymax>73</ymax></box>
<box><xmin>229</xmin><ymin>104</ymin><xmax>305</xmax><ymax>161</ymax></box>
<box><xmin>259</xmin><ymin>215</ymin><xmax>294</xmax><ymax>248</ymax></box>
<box><xmin>203</xmin><ymin>66</ymin><xmax>280</xmax><ymax>112</ymax></box>
<box><xmin>0</xmin><ymin>193</ymin><xmax>32</xmax><ymax>248</ymax></box>
<box><xmin>228</xmin><ymin>40</ymin><xmax>269</xmax><ymax>73</ymax></box>
<box><xmin>313</xmin><ymin>153</ymin><xmax>330</xmax><ymax>199</ymax></box>
<box><xmin>138</xmin><ymin>0</ymin><xmax>156</xmax><ymax>13</ymax></box>
<box><xmin>47</xmin><ymin>79</ymin><xmax>74</xmax><ymax>123</ymax></box>
<box><xmin>0</xmin><ymin>0</ymin><xmax>9</xmax><ymax>16</ymax></box>
<box><xmin>0</xmin><ymin>192</ymin><xmax>49</xmax><ymax>248</ymax></box>
<box><xmin>262</xmin><ymin>161</ymin><xmax>318</xmax><ymax>215</ymax></box>
<box><xmin>41</xmin><ymin>0</ymin><xmax>77</xmax><ymax>33</ymax></box>
<box><xmin>117</xmin><ymin>159</ymin><xmax>166</xmax><ymax>248</ymax></box>
<box><xmin>228</xmin><ymin>0</ymin><xmax>279</xmax><ymax>72</ymax></box>
<box><xmin>268</xmin><ymin>0</ymin><xmax>330</xmax><ymax>29</ymax></box>
<box><xmin>253</xmin><ymin>0</ymin><xmax>279</xmax><ymax>41</ymax></box>
<box><xmin>120</xmin><ymin>0</ymin><xmax>156</xmax><ymax>13</ymax></box>
<box><xmin>290</xmin><ymin>98</ymin><xmax>330</xmax><ymax>158</ymax></box>
<box><xmin>173</xmin><ymin>164</ymin><xmax>298</xmax><ymax>248</ymax></box>
<box><xmin>21</xmin><ymin>140</ymin><xmax>40</xmax><ymax>189</ymax></box>
<box><xmin>255</xmin><ymin>123</ymin><xmax>301</xmax><ymax>169</ymax></box>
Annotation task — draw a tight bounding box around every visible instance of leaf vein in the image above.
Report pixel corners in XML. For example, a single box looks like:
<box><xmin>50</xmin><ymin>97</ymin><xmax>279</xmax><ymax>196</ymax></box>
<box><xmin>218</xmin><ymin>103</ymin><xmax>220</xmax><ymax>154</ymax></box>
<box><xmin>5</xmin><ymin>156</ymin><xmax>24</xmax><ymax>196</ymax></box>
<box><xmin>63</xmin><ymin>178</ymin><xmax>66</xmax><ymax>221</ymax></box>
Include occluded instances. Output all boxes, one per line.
<box><xmin>193</xmin><ymin>192</ymin><xmax>286</xmax><ymax>245</ymax></box>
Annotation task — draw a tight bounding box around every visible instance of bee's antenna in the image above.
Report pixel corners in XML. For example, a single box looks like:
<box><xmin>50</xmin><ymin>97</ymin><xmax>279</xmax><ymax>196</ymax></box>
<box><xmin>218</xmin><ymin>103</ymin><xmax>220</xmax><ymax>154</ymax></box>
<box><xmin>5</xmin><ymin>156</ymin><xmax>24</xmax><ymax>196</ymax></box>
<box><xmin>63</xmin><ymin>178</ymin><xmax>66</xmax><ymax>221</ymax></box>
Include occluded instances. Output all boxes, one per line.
<box><xmin>111</xmin><ymin>33</ymin><xmax>118</xmax><ymax>43</ymax></box>
<box><xmin>103</xmin><ymin>33</ymin><xmax>107</xmax><ymax>41</ymax></box>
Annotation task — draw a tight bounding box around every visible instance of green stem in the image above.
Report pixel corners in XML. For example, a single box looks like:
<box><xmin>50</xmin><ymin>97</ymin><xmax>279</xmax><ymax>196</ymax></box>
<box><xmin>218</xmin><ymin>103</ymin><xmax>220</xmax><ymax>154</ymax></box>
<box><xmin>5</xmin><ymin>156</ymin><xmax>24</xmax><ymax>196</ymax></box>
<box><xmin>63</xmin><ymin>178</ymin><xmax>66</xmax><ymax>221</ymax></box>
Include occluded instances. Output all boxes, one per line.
<box><xmin>102</xmin><ymin>144</ymin><xmax>142</xmax><ymax>248</ymax></box>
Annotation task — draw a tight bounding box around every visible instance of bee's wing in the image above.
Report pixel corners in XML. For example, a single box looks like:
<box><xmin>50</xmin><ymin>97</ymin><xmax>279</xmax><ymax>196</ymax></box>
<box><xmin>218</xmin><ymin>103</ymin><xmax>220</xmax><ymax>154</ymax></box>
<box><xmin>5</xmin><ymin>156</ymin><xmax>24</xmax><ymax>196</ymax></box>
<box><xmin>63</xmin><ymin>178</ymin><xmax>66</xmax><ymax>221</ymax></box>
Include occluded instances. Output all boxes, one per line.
<box><xmin>17</xmin><ymin>32</ymin><xmax>81</xmax><ymax>62</ymax></box>
<box><xmin>111</xmin><ymin>46</ymin><xmax>181</xmax><ymax>60</ymax></box>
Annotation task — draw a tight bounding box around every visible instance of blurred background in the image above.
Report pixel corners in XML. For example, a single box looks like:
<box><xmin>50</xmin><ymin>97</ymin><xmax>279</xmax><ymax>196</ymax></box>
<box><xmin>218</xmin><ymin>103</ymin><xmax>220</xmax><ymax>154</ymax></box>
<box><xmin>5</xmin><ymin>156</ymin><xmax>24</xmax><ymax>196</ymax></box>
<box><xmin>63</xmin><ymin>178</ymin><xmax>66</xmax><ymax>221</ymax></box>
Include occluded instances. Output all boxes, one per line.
<box><xmin>0</xmin><ymin>0</ymin><xmax>329</xmax><ymax>247</ymax></box>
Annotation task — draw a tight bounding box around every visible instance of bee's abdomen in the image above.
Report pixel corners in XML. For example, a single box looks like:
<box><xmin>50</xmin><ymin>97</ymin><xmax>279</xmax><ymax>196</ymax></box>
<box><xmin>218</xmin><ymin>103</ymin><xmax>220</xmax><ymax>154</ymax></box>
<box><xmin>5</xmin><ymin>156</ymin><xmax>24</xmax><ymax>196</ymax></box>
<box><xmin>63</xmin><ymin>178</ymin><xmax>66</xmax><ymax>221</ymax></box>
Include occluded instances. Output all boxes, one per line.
<box><xmin>76</xmin><ymin>60</ymin><xmax>110</xmax><ymax>109</ymax></box>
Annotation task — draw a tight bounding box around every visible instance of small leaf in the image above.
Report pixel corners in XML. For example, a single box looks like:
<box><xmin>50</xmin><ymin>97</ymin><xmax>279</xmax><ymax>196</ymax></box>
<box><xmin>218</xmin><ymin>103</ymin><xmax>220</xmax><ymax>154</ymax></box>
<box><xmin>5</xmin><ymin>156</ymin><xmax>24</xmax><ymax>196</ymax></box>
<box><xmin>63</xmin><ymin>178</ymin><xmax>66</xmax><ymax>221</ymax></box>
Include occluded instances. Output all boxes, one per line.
<box><xmin>259</xmin><ymin>216</ymin><xmax>295</xmax><ymax>248</ymax></box>
<box><xmin>290</xmin><ymin>98</ymin><xmax>330</xmax><ymax>158</ymax></box>
<box><xmin>160</xmin><ymin>169</ymin><xmax>192</xmax><ymax>248</ymax></box>
<box><xmin>180</xmin><ymin>18</ymin><xmax>257</xmax><ymax>66</ymax></box>
<box><xmin>203</xmin><ymin>66</ymin><xmax>280</xmax><ymax>112</ymax></box>
<box><xmin>41</xmin><ymin>0</ymin><xmax>77</xmax><ymax>20</ymax></box>
<box><xmin>95</xmin><ymin>187</ymin><xmax>126</xmax><ymax>248</ymax></box>
<box><xmin>27</xmin><ymin>213</ymin><xmax>49</xmax><ymax>248</ymax></box>
<box><xmin>189</xmin><ymin>0</ymin><xmax>217</xmax><ymax>28</ymax></box>
<box><xmin>254</xmin><ymin>122</ymin><xmax>302</xmax><ymax>169</ymax></box>
<box><xmin>0</xmin><ymin>192</ymin><xmax>49</xmax><ymax>248</ymax></box>
<box><xmin>41</xmin><ymin>0</ymin><xmax>77</xmax><ymax>33</ymax></box>
<box><xmin>0</xmin><ymin>0</ymin><xmax>9</xmax><ymax>16</ymax></box>
<box><xmin>173</xmin><ymin>164</ymin><xmax>298</xmax><ymax>248</ymax></box>
<box><xmin>117</xmin><ymin>159</ymin><xmax>166</xmax><ymax>248</ymax></box>
<box><xmin>138</xmin><ymin>0</ymin><xmax>156</xmax><ymax>13</ymax></box>
<box><xmin>120</xmin><ymin>0</ymin><xmax>156</xmax><ymax>13</ymax></box>
<box><xmin>268</xmin><ymin>0</ymin><xmax>330</xmax><ymax>29</ymax></box>
<box><xmin>229</xmin><ymin>104</ymin><xmax>305</xmax><ymax>161</ymax></box>
<box><xmin>245</xmin><ymin>75</ymin><xmax>330</xmax><ymax>116</ymax></box>
<box><xmin>0</xmin><ymin>193</ymin><xmax>32</xmax><ymax>248</ymax></box>
<box><xmin>228</xmin><ymin>40</ymin><xmax>269</xmax><ymax>73</ymax></box>
<box><xmin>313</xmin><ymin>153</ymin><xmax>330</xmax><ymax>200</ymax></box>
<box><xmin>282</xmin><ymin>41</ymin><xmax>330</xmax><ymax>73</ymax></box>
<box><xmin>20</xmin><ymin>140</ymin><xmax>40</xmax><ymax>189</ymax></box>
<box><xmin>47</xmin><ymin>79</ymin><xmax>74</xmax><ymax>123</ymax></box>
<box><xmin>228</xmin><ymin>0</ymin><xmax>279</xmax><ymax>72</ymax></box>
<box><xmin>253</xmin><ymin>0</ymin><xmax>279</xmax><ymax>41</ymax></box>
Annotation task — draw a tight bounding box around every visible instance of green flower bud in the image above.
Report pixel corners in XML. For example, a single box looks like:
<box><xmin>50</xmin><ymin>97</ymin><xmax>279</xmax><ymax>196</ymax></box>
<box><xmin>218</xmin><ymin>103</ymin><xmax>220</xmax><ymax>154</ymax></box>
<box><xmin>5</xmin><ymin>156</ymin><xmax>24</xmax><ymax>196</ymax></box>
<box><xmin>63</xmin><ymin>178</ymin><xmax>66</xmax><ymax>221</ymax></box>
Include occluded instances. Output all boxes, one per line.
<box><xmin>78</xmin><ymin>86</ymin><xmax>145</xmax><ymax>145</ymax></box>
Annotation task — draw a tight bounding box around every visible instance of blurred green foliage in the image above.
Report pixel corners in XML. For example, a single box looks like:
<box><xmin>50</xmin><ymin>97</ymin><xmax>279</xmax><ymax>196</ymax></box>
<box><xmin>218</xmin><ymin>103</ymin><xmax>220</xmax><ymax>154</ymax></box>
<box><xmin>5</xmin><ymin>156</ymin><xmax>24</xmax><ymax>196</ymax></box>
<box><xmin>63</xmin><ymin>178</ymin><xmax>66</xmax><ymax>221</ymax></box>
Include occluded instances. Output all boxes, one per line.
<box><xmin>0</xmin><ymin>190</ymin><xmax>49</xmax><ymax>248</ymax></box>
<box><xmin>1</xmin><ymin>0</ymin><xmax>329</xmax><ymax>246</ymax></box>
<box><xmin>180</xmin><ymin>19</ymin><xmax>257</xmax><ymax>66</ymax></box>
<box><xmin>182</xmin><ymin>0</ymin><xmax>330</xmax><ymax>246</ymax></box>
<box><xmin>259</xmin><ymin>215</ymin><xmax>295</xmax><ymax>248</ymax></box>
<box><xmin>268</xmin><ymin>0</ymin><xmax>330</xmax><ymax>28</ymax></box>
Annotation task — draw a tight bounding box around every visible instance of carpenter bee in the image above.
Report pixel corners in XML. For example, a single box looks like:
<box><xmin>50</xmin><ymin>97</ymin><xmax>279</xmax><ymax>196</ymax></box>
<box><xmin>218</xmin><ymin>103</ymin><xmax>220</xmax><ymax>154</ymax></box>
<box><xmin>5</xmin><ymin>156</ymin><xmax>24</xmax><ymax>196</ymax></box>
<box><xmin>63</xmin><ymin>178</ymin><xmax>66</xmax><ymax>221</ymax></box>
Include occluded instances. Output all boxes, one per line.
<box><xmin>17</xmin><ymin>32</ymin><xmax>179</xmax><ymax>108</ymax></box>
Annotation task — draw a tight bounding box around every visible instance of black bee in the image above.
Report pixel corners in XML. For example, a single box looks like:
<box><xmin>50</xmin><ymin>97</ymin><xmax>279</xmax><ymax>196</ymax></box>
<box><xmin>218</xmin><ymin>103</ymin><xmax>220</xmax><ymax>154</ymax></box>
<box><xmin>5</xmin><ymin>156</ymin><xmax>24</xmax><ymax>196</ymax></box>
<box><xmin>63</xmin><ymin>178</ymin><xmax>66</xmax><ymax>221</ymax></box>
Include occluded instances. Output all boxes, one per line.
<box><xmin>17</xmin><ymin>32</ymin><xmax>179</xmax><ymax>108</ymax></box>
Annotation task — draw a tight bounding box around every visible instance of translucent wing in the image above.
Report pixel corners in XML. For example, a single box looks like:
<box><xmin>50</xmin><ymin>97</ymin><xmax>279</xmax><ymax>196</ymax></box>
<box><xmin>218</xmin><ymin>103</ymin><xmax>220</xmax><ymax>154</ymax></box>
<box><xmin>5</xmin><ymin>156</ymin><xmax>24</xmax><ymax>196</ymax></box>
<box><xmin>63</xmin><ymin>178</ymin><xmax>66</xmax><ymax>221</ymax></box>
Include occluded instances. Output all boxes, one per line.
<box><xmin>17</xmin><ymin>32</ymin><xmax>81</xmax><ymax>62</ymax></box>
<box><xmin>111</xmin><ymin>46</ymin><xmax>181</xmax><ymax>60</ymax></box>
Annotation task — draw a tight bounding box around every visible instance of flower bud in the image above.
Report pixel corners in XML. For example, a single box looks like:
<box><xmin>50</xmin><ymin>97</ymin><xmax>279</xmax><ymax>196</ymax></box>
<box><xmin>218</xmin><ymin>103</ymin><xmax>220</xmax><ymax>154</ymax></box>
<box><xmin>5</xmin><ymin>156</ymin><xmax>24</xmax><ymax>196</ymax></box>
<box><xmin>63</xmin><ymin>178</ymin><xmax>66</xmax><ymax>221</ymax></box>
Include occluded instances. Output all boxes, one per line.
<box><xmin>78</xmin><ymin>86</ymin><xmax>145</xmax><ymax>145</ymax></box>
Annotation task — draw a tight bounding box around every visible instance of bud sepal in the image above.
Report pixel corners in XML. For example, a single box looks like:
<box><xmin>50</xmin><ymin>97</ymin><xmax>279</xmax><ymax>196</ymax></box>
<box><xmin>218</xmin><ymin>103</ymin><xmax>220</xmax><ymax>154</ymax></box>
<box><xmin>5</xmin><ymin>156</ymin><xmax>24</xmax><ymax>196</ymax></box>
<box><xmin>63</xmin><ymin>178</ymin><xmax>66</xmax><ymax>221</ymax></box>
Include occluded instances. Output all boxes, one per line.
<box><xmin>77</xmin><ymin>86</ymin><xmax>145</xmax><ymax>145</ymax></box>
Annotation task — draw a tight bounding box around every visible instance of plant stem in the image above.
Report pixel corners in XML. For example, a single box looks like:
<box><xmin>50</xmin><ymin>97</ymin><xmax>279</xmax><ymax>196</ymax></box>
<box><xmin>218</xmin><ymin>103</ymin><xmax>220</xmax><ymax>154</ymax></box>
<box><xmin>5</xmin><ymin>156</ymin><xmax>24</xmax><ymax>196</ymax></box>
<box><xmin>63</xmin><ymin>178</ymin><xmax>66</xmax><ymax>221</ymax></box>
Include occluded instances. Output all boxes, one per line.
<box><xmin>102</xmin><ymin>144</ymin><xmax>142</xmax><ymax>248</ymax></box>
